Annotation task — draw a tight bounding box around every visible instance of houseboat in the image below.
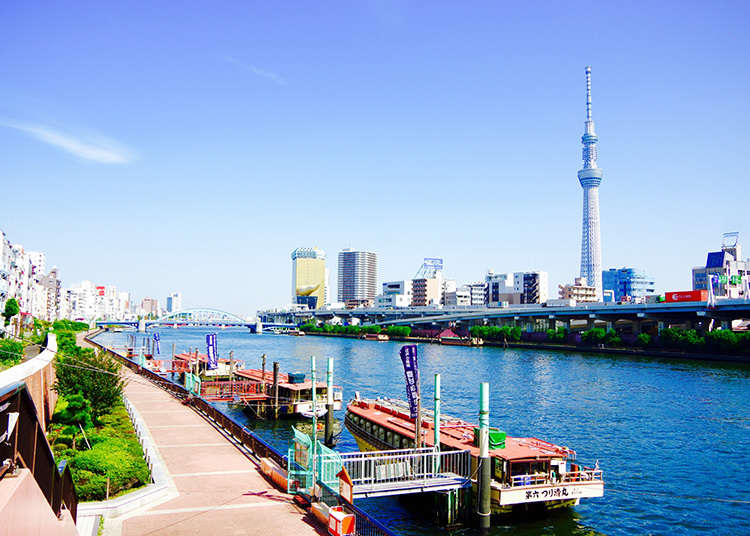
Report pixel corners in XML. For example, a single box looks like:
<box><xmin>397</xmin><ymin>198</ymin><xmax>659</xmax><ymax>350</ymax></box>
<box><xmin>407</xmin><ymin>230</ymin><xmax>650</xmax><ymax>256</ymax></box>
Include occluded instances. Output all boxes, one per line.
<box><xmin>437</xmin><ymin>328</ymin><xmax>483</xmax><ymax>346</ymax></box>
<box><xmin>363</xmin><ymin>333</ymin><xmax>390</xmax><ymax>342</ymax></box>
<box><xmin>345</xmin><ymin>397</ymin><xmax>603</xmax><ymax>516</ymax></box>
<box><xmin>235</xmin><ymin>368</ymin><xmax>343</xmax><ymax>418</ymax></box>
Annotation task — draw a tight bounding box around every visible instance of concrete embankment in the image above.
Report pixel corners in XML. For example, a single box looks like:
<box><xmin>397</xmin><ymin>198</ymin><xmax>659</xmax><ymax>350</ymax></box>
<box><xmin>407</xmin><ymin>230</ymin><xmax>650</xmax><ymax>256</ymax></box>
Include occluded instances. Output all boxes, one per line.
<box><xmin>299</xmin><ymin>331</ymin><xmax>750</xmax><ymax>364</ymax></box>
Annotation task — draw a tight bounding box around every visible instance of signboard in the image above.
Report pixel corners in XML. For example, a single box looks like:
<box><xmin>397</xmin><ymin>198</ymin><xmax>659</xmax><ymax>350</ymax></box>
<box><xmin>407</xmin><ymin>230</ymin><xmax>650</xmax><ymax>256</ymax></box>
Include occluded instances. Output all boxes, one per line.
<box><xmin>498</xmin><ymin>482</ymin><xmax>604</xmax><ymax>506</ymax></box>
<box><xmin>206</xmin><ymin>333</ymin><xmax>218</xmax><ymax>370</ymax></box>
<box><xmin>153</xmin><ymin>332</ymin><xmax>160</xmax><ymax>355</ymax></box>
<box><xmin>96</xmin><ymin>286</ymin><xmax>105</xmax><ymax>296</ymax></box>
<box><xmin>399</xmin><ymin>345</ymin><xmax>419</xmax><ymax>419</ymax></box>
<box><xmin>337</xmin><ymin>467</ymin><xmax>353</xmax><ymax>504</ymax></box>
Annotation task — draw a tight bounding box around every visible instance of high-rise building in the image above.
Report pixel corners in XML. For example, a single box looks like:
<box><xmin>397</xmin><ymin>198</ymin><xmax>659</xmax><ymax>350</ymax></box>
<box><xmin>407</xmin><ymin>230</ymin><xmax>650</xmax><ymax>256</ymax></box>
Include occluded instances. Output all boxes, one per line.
<box><xmin>692</xmin><ymin>233</ymin><xmax>750</xmax><ymax>299</ymax></box>
<box><xmin>578</xmin><ymin>66</ymin><xmax>604</xmax><ymax>301</ymax></box>
<box><xmin>141</xmin><ymin>297</ymin><xmax>159</xmax><ymax>317</ymax></box>
<box><xmin>291</xmin><ymin>248</ymin><xmax>327</xmax><ymax>309</ymax></box>
<box><xmin>338</xmin><ymin>249</ymin><xmax>377</xmax><ymax>308</ymax></box>
<box><xmin>485</xmin><ymin>270</ymin><xmax>549</xmax><ymax>305</ymax></box>
<box><xmin>603</xmin><ymin>268</ymin><xmax>655</xmax><ymax>302</ymax></box>
<box><xmin>166</xmin><ymin>292</ymin><xmax>183</xmax><ymax>313</ymax></box>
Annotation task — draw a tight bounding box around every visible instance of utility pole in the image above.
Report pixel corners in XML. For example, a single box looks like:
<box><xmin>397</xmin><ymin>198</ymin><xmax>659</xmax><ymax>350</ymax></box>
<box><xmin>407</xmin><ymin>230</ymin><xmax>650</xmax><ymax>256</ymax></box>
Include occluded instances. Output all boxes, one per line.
<box><xmin>433</xmin><ymin>373</ymin><xmax>441</xmax><ymax>474</ymax></box>
<box><xmin>310</xmin><ymin>355</ymin><xmax>317</xmax><ymax>497</ymax></box>
<box><xmin>415</xmin><ymin>384</ymin><xmax>422</xmax><ymax>449</ymax></box>
<box><xmin>477</xmin><ymin>382</ymin><xmax>491</xmax><ymax>535</ymax></box>
<box><xmin>325</xmin><ymin>357</ymin><xmax>334</xmax><ymax>447</ymax></box>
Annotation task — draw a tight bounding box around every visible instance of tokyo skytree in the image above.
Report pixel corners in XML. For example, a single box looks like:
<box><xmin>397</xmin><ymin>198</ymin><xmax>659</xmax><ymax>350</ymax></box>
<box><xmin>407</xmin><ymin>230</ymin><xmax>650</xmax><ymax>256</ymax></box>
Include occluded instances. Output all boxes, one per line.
<box><xmin>577</xmin><ymin>66</ymin><xmax>603</xmax><ymax>300</ymax></box>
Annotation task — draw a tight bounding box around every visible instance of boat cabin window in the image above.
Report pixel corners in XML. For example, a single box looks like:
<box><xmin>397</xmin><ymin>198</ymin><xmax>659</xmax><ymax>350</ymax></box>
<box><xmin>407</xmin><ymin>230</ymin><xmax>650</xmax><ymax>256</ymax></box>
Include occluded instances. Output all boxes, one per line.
<box><xmin>510</xmin><ymin>461</ymin><xmax>549</xmax><ymax>477</ymax></box>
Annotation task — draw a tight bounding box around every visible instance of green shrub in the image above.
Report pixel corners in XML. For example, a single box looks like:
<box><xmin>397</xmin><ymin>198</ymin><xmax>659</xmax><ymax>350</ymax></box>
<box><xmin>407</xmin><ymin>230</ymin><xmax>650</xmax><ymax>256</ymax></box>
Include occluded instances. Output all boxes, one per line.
<box><xmin>52</xmin><ymin>319</ymin><xmax>89</xmax><ymax>332</ymax></box>
<box><xmin>659</xmin><ymin>328</ymin><xmax>704</xmax><ymax>351</ymax></box>
<box><xmin>50</xmin><ymin>400</ymin><xmax>150</xmax><ymax>501</ymax></box>
<box><xmin>603</xmin><ymin>329</ymin><xmax>622</xmax><ymax>347</ymax></box>
<box><xmin>546</xmin><ymin>327</ymin><xmax>568</xmax><ymax>343</ymax></box>
<box><xmin>636</xmin><ymin>333</ymin><xmax>652</xmax><ymax>347</ymax></box>
<box><xmin>54</xmin><ymin>334</ymin><xmax>125</xmax><ymax>419</ymax></box>
<box><xmin>705</xmin><ymin>329</ymin><xmax>739</xmax><ymax>353</ymax></box>
<box><xmin>469</xmin><ymin>325</ymin><xmax>520</xmax><ymax>342</ymax></box>
<box><xmin>386</xmin><ymin>326</ymin><xmax>411</xmax><ymax>337</ymax></box>
<box><xmin>0</xmin><ymin>339</ymin><xmax>24</xmax><ymax>367</ymax></box>
<box><xmin>54</xmin><ymin>392</ymin><xmax>94</xmax><ymax>430</ymax></box>
<box><xmin>581</xmin><ymin>328</ymin><xmax>606</xmax><ymax>345</ymax></box>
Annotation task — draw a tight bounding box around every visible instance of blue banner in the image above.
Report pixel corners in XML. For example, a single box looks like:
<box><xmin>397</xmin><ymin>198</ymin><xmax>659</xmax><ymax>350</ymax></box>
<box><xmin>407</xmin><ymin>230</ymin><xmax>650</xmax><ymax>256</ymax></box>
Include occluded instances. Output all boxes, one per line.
<box><xmin>206</xmin><ymin>333</ymin><xmax>218</xmax><ymax>370</ymax></box>
<box><xmin>399</xmin><ymin>345</ymin><xmax>420</xmax><ymax>419</ymax></box>
<box><xmin>153</xmin><ymin>332</ymin><xmax>160</xmax><ymax>355</ymax></box>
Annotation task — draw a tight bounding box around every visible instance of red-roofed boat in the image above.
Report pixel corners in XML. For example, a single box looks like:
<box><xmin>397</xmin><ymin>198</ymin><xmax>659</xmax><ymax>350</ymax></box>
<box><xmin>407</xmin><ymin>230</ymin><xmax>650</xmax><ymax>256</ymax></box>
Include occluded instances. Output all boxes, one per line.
<box><xmin>235</xmin><ymin>368</ymin><xmax>343</xmax><ymax>418</ymax></box>
<box><xmin>345</xmin><ymin>397</ymin><xmax>603</xmax><ymax>515</ymax></box>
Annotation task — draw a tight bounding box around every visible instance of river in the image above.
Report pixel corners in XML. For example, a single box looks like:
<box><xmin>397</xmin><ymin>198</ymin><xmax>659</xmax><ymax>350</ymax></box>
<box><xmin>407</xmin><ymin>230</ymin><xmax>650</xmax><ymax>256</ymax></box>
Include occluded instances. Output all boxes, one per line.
<box><xmin>93</xmin><ymin>328</ymin><xmax>750</xmax><ymax>535</ymax></box>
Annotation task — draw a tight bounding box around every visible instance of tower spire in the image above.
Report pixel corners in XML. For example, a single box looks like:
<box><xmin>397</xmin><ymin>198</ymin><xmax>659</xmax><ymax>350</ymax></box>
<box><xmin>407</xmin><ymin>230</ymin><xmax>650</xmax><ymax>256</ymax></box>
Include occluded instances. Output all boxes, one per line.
<box><xmin>585</xmin><ymin>66</ymin><xmax>592</xmax><ymax>121</ymax></box>
<box><xmin>577</xmin><ymin>65</ymin><xmax>604</xmax><ymax>301</ymax></box>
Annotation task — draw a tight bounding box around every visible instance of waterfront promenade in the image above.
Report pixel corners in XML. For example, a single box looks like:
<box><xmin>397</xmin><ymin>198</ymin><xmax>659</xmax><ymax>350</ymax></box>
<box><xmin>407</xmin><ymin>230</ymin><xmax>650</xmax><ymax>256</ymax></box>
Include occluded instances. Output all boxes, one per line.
<box><xmin>105</xmin><ymin>368</ymin><xmax>323</xmax><ymax>535</ymax></box>
<box><xmin>75</xmin><ymin>334</ymin><xmax>323</xmax><ymax>535</ymax></box>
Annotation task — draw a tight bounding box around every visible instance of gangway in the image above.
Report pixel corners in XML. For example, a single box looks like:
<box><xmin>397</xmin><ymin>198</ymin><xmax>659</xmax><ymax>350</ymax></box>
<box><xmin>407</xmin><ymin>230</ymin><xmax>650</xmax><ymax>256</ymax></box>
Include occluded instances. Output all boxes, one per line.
<box><xmin>318</xmin><ymin>447</ymin><xmax>472</xmax><ymax>499</ymax></box>
<box><xmin>200</xmin><ymin>380</ymin><xmax>266</xmax><ymax>402</ymax></box>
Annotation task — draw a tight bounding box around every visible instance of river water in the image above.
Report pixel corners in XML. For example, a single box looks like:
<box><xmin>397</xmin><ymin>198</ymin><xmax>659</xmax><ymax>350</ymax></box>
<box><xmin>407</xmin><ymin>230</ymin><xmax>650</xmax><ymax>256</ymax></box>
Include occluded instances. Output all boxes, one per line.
<box><xmin>94</xmin><ymin>328</ymin><xmax>750</xmax><ymax>535</ymax></box>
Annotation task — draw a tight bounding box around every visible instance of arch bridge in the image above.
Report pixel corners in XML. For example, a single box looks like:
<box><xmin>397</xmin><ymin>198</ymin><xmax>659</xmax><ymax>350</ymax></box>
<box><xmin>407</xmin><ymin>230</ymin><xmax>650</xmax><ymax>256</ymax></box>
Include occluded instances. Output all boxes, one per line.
<box><xmin>96</xmin><ymin>307</ymin><xmax>253</xmax><ymax>329</ymax></box>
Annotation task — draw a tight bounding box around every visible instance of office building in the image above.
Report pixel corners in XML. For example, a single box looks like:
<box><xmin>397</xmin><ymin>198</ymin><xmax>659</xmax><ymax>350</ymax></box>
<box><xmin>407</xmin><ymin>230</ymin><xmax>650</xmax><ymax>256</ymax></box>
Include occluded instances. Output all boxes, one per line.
<box><xmin>338</xmin><ymin>249</ymin><xmax>377</xmax><ymax>308</ymax></box>
<box><xmin>485</xmin><ymin>270</ymin><xmax>549</xmax><ymax>305</ymax></box>
<box><xmin>166</xmin><ymin>292</ymin><xmax>183</xmax><ymax>313</ymax></box>
<box><xmin>292</xmin><ymin>247</ymin><xmax>327</xmax><ymax>310</ymax></box>
<box><xmin>375</xmin><ymin>280</ymin><xmax>412</xmax><ymax>308</ymax></box>
<box><xmin>467</xmin><ymin>282</ymin><xmax>486</xmax><ymax>306</ymax></box>
<box><xmin>444</xmin><ymin>286</ymin><xmax>471</xmax><ymax>307</ymax></box>
<box><xmin>602</xmin><ymin>268</ymin><xmax>655</xmax><ymax>302</ymax></box>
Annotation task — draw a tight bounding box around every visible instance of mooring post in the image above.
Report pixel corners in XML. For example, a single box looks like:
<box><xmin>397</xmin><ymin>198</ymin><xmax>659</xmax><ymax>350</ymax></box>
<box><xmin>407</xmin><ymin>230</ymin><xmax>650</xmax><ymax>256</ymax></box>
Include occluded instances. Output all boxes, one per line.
<box><xmin>325</xmin><ymin>356</ymin><xmax>334</xmax><ymax>447</ymax></box>
<box><xmin>261</xmin><ymin>353</ymin><xmax>266</xmax><ymax>394</ymax></box>
<box><xmin>273</xmin><ymin>361</ymin><xmax>279</xmax><ymax>419</ymax></box>
<box><xmin>477</xmin><ymin>382</ymin><xmax>491</xmax><ymax>534</ymax></box>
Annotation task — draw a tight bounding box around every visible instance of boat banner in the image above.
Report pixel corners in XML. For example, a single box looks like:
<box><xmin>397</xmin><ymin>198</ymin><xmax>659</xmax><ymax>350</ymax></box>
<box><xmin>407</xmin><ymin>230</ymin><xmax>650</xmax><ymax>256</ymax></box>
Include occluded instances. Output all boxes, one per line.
<box><xmin>206</xmin><ymin>333</ymin><xmax>218</xmax><ymax>370</ymax></box>
<box><xmin>153</xmin><ymin>332</ymin><xmax>160</xmax><ymax>355</ymax></box>
<box><xmin>399</xmin><ymin>344</ymin><xmax>420</xmax><ymax>419</ymax></box>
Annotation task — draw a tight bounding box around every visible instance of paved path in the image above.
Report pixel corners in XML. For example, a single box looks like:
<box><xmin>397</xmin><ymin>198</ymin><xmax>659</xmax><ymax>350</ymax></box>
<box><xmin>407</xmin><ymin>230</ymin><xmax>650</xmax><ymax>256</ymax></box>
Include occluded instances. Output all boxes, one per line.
<box><xmin>82</xmin><ymin>335</ymin><xmax>324</xmax><ymax>535</ymax></box>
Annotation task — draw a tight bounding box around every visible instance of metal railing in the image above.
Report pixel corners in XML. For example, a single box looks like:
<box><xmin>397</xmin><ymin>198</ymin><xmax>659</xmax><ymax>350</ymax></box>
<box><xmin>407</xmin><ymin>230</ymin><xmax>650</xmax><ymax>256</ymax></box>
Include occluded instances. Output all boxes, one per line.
<box><xmin>509</xmin><ymin>469</ymin><xmax>604</xmax><ymax>487</ymax></box>
<box><xmin>0</xmin><ymin>382</ymin><xmax>78</xmax><ymax>522</ymax></box>
<box><xmin>200</xmin><ymin>380</ymin><xmax>264</xmax><ymax>401</ymax></box>
<box><xmin>318</xmin><ymin>482</ymin><xmax>399</xmax><ymax>536</ymax></box>
<box><xmin>86</xmin><ymin>336</ymin><xmax>287</xmax><ymax>469</ymax></box>
<box><xmin>321</xmin><ymin>447</ymin><xmax>471</xmax><ymax>489</ymax></box>
<box><xmin>87</xmin><ymin>335</ymin><xmax>400</xmax><ymax>536</ymax></box>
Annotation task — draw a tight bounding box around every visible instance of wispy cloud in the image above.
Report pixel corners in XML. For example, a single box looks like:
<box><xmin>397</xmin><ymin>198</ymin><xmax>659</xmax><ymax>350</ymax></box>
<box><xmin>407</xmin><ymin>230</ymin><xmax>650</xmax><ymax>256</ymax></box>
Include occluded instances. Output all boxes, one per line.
<box><xmin>1</xmin><ymin>121</ymin><xmax>134</xmax><ymax>164</ymax></box>
<box><xmin>225</xmin><ymin>56</ymin><xmax>286</xmax><ymax>85</ymax></box>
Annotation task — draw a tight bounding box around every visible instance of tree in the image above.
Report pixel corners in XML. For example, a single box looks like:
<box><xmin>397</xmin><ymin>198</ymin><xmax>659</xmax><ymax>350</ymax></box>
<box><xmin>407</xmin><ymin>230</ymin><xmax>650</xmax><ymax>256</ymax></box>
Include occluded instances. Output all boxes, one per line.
<box><xmin>3</xmin><ymin>298</ymin><xmax>19</xmax><ymax>327</ymax></box>
<box><xmin>55</xmin><ymin>392</ymin><xmax>94</xmax><ymax>430</ymax></box>
<box><xmin>55</xmin><ymin>349</ymin><xmax>126</xmax><ymax>419</ymax></box>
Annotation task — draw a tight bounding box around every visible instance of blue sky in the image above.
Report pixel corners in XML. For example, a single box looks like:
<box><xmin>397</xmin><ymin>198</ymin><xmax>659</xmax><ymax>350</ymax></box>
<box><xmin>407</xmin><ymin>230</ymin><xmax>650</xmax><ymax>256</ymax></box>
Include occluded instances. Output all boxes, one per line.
<box><xmin>1</xmin><ymin>1</ymin><xmax>748</xmax><ymax>316</ymax></box>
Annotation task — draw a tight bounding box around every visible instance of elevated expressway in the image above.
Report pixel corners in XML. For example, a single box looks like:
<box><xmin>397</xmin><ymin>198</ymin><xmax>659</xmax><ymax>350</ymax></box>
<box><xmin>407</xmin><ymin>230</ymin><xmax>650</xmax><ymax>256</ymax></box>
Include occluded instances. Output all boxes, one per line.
<box><xmin>259</xmin><ymin>299</ymin><xmax>750</xmax><ymax>334</ymax></box>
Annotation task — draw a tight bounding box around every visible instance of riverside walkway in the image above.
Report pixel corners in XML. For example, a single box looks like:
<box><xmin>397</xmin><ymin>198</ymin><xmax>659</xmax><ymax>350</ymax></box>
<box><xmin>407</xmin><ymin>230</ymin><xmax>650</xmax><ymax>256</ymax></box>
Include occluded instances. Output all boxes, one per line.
<box><xmin>107</xmin><ymin>368</ymin><xmax>323</xmax><ymax>536</ymax></box>
<box><xmin>76</xmin><ymin>334</ymin><xmax>323</xmax><ymax>536</ymax></box>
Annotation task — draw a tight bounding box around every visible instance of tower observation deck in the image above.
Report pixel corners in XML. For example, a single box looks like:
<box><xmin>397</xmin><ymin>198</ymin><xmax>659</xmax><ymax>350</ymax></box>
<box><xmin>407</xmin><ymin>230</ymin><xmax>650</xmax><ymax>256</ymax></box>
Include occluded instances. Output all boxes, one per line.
<box><xmin>577</xmin><ymin>66</ymin><xmax>603</xmax><ymax>300</ymax></box>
